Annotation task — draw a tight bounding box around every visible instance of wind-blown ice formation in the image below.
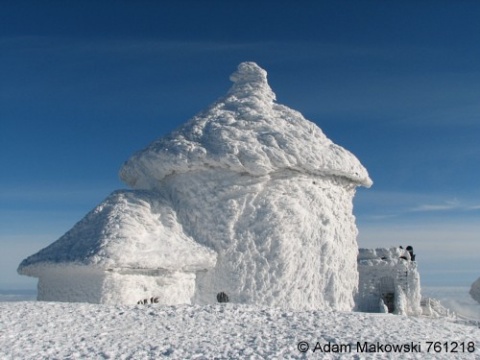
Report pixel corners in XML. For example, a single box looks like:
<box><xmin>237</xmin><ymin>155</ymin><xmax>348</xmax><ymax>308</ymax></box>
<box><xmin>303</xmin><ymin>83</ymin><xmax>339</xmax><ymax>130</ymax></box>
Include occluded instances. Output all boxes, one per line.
<box><xmin>19</xmin><ymin>62</ymin><xmax>371</xmax><ymax>310</ymax></box>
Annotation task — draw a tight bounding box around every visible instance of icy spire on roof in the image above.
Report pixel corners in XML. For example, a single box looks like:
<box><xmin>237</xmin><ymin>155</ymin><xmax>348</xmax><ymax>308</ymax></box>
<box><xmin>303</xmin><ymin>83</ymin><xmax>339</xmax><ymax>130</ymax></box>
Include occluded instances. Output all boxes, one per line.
<box><xmin>226</xmin><ymin>62</ymin><xmax>276</xmax><ymax>104</ymax></box>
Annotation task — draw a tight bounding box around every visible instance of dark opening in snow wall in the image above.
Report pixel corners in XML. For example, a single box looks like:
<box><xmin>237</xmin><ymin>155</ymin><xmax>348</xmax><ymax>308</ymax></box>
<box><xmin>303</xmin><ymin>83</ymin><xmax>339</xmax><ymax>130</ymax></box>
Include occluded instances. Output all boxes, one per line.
<box><xmin>119</xmin><ymin>62</ymin><xmax>372</xmax><ymax>190</ymax></box>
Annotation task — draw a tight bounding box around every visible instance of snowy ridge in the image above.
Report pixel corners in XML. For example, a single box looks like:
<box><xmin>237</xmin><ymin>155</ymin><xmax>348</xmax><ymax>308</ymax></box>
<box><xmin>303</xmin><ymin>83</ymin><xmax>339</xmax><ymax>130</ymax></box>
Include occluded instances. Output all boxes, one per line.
<box><xmin>120</xmin><ymin>62</ymin><xmax>372</xmax><ymax>189</ymax></box>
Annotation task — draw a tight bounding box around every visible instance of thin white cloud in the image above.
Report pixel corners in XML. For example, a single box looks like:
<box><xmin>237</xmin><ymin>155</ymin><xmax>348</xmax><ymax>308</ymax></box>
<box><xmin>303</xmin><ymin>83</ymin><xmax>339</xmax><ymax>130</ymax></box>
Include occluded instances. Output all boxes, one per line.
<box><xmin>410</xmin><ymin>204</ymin><xmax>455</xmax><ymax>212</ymax></box>
<box><xmin>409</xmin><ymin>199</ymin><xmax>480</xmax><ymax>213</ymax></box>
<box><xmin>409</xmin><ymin>199</ymin><xmax>460</xmax><ymax>212</ymax></box>
<box><xmin>355</xmin><ymin>190</ymin><xmax>480</xmax><ymax>219</ymax></box>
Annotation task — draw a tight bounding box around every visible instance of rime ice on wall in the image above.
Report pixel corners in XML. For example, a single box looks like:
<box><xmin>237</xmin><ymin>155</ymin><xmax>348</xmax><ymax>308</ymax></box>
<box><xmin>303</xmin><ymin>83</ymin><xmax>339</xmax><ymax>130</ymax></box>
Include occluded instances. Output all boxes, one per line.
<box><xmin>356</xmin><ymin>248</ymin><xmax>422</xmax><ymax>315</ymax></box>
<box><xmin>470</xmin><ymin>277</ymin><xmax>480</xmax><ymax>304</ymax></box>
<box><xmin>19</xmin><ymin>62</ymin><xmax>371</xmax><ymax>310</ymax></box>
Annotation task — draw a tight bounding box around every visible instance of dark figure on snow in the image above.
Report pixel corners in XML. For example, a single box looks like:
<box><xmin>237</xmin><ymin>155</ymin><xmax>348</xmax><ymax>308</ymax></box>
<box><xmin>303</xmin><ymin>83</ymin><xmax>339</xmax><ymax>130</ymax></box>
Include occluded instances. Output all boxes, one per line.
<box><xmin>406</xmin><ymin>245</ymin><xmax>416</xmax><ymax>261</ymax></box>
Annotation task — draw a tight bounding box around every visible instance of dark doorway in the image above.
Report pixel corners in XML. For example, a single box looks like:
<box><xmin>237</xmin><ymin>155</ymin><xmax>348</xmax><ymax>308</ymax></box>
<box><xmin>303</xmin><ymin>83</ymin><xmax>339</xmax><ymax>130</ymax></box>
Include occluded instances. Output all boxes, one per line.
<box><xmin>378</xmin><ymin>276</ymin><xmax>395</xmax><ymax>313</ymax></box>
<box><xmin>381</xmin><ymin>292</ymin><xmax>395</xmax><ymax>313</ymax></box>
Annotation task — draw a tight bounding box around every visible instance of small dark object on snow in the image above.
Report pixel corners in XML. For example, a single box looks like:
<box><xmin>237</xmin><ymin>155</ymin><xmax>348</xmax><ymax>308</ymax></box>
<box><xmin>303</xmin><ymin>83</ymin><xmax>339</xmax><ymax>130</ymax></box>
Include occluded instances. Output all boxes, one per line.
<box><xmin>217</xmin><ymin>292</ymin><xmax>229</xmax><ymax>303</ymax></box>
<box><xmin>137</xmin><ymin>297</ymin><xmax>160</xmax><ymax>304</ymax></box>
<box><xmin>406</xmin><ymin>245</ymin><xmax>416</xmax><ymax>261</ymax></box>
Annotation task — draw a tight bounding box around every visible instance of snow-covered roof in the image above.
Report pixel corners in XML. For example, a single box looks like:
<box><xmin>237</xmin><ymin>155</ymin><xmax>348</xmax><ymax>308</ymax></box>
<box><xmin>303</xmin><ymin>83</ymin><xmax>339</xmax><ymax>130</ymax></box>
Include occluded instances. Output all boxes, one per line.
<box><xmin>120</xmin><ymin>62</ymin><xmax>372</xmax><ymax>189</ymax></box>
<box><xmin>358</xmin><ymin>247</ymin><xmax>409</xmax><ymax>261</ymax></box>
<box><xmin>18</xmin><ymin>190</ymin><xmax>217</xmax><ymax>276</ymax></box>
<box><xmin>358</xmin><ymin>247</ymin><xmax>412</xmax><ymax>266</ymax></box>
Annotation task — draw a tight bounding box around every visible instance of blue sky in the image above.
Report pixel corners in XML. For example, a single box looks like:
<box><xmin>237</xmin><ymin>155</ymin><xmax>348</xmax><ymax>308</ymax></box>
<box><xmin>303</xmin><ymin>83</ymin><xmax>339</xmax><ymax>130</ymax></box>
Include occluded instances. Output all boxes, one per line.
<box><xmin>1</xmin><ymin>1</ymin><xmax>479</xmax><ymax>289</ymax></box>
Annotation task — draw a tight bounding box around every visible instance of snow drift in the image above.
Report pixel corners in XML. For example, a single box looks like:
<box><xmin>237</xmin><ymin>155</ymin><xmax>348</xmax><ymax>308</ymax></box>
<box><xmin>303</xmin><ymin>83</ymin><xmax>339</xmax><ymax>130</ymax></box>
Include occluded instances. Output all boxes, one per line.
<box><xmin>18</xmin><ymin>62</ymin><xmax>371</xmax><ymax>310</ymax></box>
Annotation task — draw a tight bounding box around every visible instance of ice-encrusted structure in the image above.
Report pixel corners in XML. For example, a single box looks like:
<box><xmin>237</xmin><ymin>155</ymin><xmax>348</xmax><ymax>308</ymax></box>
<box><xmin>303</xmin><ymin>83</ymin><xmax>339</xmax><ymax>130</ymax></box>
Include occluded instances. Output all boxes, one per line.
<box><xmin>18</xmin><ymin>191</ymin><xmax>216</xmax><ymax>304</ymax></box>
<box><xmin>470</xmin><ymin>277</ymin><xmax>480</xmax><ymax>304</ymax></box>
<box><xmin>355</xmin><ymin>248</ymin><xmax>422</xmax><ymax>315</ymax></box>
<box><xmin>19</xmin><ymin>62</ymin><xmax>371</xmax><ymax>310</ymax></box>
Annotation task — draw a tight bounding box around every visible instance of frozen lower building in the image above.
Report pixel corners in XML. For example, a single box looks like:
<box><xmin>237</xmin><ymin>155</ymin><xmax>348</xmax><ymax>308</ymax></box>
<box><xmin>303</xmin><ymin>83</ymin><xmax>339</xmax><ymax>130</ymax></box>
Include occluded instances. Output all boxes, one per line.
<box><xmin>355</xmin><ymin>247</ymin><xmax>422</xmax><ymax>315</ymax></box>
<box><xmin>18</xmin><ymin>191</ymin><xmax>217</xmax><ymax>304</ymax></box>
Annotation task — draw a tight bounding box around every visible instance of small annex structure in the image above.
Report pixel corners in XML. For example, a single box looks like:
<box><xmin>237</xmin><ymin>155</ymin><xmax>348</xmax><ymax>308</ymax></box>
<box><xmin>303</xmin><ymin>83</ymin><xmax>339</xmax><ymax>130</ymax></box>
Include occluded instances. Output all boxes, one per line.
<box><xmin>19</xmin><ymin>62</ymin><xmax>372</xmax><ymax>310</ymax></box>
<box><xmin>355</xmin><ymin>247</ymin><xmax>422</xmax><ymax>315</ymax></box>
<box><xmin>18</xmin><ymin>191</ymin><xmax>216</xmax><ymax>304</ymax></box>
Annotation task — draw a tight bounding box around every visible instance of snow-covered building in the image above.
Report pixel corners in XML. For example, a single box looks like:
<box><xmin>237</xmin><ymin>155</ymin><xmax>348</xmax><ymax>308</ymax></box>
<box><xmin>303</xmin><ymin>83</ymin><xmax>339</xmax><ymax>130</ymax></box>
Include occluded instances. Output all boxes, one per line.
<box><xmin>470</xmin><ymin>277</ymin><xmax>480</xmax><ymax>304</ymax></box>
<box><xmin>355</xmin><ymin>247</ymin><xmax>422</xmax><ymax>315</ymax></box>
<box><xmin>19</xmin><ymin>62</ymin><xmax>372</xmax><ymax>310</ymax></box>
<box><xmin>18</xmin><ymin>191</ymin><xmax>216</xmax><ymax>304</ymax></box>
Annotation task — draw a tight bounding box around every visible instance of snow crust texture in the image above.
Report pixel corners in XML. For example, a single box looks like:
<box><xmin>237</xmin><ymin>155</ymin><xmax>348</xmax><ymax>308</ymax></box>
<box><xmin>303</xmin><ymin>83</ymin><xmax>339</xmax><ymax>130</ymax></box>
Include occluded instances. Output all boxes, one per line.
<box><xmin>1</xmin><ymin>302</ymin><xmax>479</xmax><ymax>360</ymax></box>
<box><xmin>470</xmin><ymin>277</ymin><xmax>480</xmax><ymax>304</ymax></box>
<box><xmin>18</xmin><ymin>62</ymin><xmax>371</xmax><ymax>310</ymax></box>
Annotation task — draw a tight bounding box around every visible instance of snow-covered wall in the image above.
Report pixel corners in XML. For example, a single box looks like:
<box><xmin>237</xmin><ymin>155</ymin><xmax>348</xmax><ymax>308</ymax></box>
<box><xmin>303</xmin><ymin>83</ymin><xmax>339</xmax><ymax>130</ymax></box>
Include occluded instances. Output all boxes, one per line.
<box><xmin>356</xmin><ymin>248</ymin><xmax>422</xmax><ymax>315</ymax></box>
<box><xmin>158</xmin><ymin>169</ymin><xmax>360</xmax><ymax>310</ymax></box>
<box><xmin>34</xmin><ymin>265</ymin><xmax>196</xmax><ymax>305</ymax></box>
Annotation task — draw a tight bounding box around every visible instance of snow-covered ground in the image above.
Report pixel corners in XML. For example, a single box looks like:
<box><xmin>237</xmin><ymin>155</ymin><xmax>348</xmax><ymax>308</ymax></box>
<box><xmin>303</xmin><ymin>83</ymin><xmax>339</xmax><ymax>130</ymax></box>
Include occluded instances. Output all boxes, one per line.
<box><xmin>1</xmin><ymin>295</ymin><xmax>479</xmax><ymax>359</ymax></box>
